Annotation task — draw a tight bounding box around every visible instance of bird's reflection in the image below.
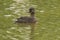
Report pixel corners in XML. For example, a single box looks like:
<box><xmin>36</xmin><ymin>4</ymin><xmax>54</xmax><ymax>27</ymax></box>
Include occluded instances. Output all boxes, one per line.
<box><xmin>16</xmin><ymin>23</ymin><xmax>37</xmax><ymax>40</ymax></box>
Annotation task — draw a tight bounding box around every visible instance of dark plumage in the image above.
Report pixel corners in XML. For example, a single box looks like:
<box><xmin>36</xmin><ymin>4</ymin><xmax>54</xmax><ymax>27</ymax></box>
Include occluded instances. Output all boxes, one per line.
<box><xmin>15</xmin><ymin>7</ymin><xmax>36</xmax><ymax>23</ymax></box>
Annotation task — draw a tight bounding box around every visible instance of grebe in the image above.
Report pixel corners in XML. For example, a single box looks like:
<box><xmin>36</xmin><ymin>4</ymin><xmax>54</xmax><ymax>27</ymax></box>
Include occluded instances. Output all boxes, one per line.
<box><xmin>15</xmin><ymin>7</ymin><xmax>36</xmax><ymax>23</ymax></box>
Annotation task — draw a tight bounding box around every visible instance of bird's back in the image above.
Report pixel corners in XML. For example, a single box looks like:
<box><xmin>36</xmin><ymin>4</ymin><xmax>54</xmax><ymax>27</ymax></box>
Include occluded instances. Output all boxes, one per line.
<box><xmin>16</xmin><ymin>16</ymin><xmax>36</xmax><ymax>23</ymax></box>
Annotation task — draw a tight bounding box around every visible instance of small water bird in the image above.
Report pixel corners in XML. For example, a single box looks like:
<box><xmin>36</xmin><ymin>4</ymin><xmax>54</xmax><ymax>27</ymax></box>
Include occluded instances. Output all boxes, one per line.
<box><xmin>15</xmin><ymin>7</ymin><xmax>36</xmax><ymax>23</ymax></box>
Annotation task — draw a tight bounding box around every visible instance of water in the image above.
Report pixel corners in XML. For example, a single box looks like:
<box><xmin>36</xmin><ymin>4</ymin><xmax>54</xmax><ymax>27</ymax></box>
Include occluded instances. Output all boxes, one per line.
<box><xmin>0</xmin><ymin>0</ymin><xmax>60</xmax><ymax>40</ymax></box>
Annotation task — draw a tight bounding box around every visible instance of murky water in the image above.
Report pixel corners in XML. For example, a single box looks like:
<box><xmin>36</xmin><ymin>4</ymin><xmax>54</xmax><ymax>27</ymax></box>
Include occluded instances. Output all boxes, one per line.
<box><xmin>0</xmin><ymin>0</ymin><xmax>60</xmax><ymax>40</ymax></box>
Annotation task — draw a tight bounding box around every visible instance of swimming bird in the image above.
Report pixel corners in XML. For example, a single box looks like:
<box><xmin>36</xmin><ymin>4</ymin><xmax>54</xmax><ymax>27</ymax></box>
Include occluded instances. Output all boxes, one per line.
<box><xmin>15</xmin><ymin>7</ymin><xmax>36</xmax><ymax>23</ymax></box>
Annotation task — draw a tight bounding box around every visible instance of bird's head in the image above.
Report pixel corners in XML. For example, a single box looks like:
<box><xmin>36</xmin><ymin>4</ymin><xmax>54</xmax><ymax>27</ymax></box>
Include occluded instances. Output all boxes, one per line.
<box><xmin>29</xmin><ymin>7</ymin><xmax>35</xmax><ymax>14</ymax></box>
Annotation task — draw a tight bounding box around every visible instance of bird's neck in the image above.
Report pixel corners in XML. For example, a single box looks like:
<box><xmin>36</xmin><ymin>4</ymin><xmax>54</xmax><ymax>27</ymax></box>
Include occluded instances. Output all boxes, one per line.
<box><xmin>30</xmin><ymin>12</ymin><xmax>35</xmax><ymax>18</ymax></box>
